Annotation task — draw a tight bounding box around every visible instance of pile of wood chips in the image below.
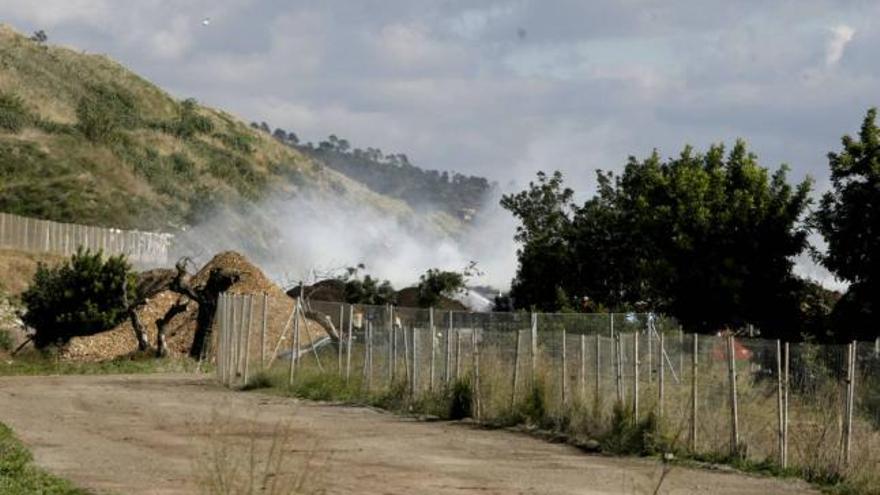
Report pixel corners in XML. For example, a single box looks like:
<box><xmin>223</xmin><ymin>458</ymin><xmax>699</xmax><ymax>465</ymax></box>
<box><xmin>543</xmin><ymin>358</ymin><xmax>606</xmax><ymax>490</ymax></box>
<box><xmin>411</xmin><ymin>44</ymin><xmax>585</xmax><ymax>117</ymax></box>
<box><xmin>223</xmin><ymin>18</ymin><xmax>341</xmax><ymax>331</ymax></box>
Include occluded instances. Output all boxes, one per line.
<box><xmin>60</xmin><ymin>251</ymin><xmax>333</xmax><ymax>362</ymax></box>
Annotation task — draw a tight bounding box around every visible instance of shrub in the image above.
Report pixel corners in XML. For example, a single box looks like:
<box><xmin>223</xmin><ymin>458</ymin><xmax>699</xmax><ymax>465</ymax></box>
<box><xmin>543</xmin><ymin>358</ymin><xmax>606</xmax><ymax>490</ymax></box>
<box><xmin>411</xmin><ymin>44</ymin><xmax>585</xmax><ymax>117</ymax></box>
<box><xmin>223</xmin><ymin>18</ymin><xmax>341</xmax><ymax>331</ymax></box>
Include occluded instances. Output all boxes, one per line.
<box><xmin>21</xmin><ymin>249</ymin><xmax>135</xmax><ymax>348</ymax></box>
<box><xmin>75</xmin><ymin>85</ymin><xmax>139</xmax><ymax>142</ymax></box>
<box><xmin>0</xmin><ymin>329</ymin><xmax>13</xmax><ymax>352</ymax></box>
<box><xmin>172</xmin><ymin>98</ymin><xmax>213</xmax><ymax>138</ymax></box>
<box><xmin>448</xmin><ymin>377</ymin><xmax>473</xmax><ymax>419</ymax></box>
<box><xmin>0</xmin><ymin>92</ymin><xmax>30</xmax><ymax>133</ymax></box>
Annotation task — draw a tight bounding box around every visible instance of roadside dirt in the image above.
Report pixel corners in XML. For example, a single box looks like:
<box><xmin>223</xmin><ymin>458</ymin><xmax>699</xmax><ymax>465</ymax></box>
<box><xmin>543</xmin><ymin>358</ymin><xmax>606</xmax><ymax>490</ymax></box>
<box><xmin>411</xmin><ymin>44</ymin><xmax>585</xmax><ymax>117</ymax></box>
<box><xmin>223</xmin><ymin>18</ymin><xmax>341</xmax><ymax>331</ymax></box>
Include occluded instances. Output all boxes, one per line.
<box><xmin>0</xmin><ymin>374</ymin><xmax>817</xmax><ymax>495</ymax></box>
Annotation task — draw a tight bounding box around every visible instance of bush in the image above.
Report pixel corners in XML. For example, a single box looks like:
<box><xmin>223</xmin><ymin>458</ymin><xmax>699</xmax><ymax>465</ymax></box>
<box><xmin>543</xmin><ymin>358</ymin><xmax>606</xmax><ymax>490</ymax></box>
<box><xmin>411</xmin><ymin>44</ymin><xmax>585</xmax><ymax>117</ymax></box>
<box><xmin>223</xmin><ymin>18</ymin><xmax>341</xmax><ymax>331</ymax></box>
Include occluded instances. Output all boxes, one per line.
<box><xmin>75</xmin><ymin>85</ymin><xmax>139</xmax><ymax>142</ymax></box>
<box><xmin>0</xmin><ymin>330</ymin><xmax>13</xmax><ymax>352</ymax></box>
<box><xmin>21</xmin><ymin>249</ymin><xmax>135</xmax><ymax>348</ymax></box>
<box><xmin>0</xmin><ymin>92</ymin><xmax>30</xmax><ymax>133</ymax></box>
<box><xmin>448</xmin><ymin>378</ymin><xmax>473</xmax><ymax>419</ymax></box>
<box><xmin>172</xmin><ymin>98</ymin><xmax>213</xmax><ymax>138</ymax></box>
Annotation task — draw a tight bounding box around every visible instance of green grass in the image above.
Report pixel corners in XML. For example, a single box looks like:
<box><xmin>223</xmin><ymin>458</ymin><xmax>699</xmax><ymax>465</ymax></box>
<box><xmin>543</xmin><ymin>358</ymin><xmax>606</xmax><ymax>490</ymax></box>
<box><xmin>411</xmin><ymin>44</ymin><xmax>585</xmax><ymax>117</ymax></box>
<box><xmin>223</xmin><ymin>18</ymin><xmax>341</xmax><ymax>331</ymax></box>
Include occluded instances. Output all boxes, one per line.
<box><xmin>0</xmin><ymin>351</ymin><xmax>202</xmax><ymax>376</ymax></box>
<box><xmin>0</xmin><ymin>422</ymin><xmax>91</xmax><ymax>494</ymax></box>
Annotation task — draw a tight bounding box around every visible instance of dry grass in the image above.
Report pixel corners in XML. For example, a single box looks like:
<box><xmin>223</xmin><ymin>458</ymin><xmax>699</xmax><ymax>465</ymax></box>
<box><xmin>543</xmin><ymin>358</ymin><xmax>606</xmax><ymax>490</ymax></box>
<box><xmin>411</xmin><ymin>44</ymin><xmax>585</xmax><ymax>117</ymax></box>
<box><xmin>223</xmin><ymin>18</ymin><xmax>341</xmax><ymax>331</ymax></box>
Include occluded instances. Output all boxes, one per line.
<box><xmin>192</xmin><ymin>410</ymin><xmax>328</xmax><ymax>495</ymax></box>
<box><xmin>220</xmin><ymin>318</ymin><xmax>880</xmax><ymax>494</ymax></box>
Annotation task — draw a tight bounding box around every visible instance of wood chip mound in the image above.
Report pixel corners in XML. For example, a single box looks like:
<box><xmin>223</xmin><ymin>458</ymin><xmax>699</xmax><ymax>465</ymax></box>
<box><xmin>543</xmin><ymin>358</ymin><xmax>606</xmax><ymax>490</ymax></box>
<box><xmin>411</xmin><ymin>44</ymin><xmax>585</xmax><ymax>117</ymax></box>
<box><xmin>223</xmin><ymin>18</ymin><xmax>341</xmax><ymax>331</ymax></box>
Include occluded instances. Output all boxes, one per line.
<box><xmin>60</xmin><ymin>251</ymin><xmax>333</xmax><ymax>362</ymax></box>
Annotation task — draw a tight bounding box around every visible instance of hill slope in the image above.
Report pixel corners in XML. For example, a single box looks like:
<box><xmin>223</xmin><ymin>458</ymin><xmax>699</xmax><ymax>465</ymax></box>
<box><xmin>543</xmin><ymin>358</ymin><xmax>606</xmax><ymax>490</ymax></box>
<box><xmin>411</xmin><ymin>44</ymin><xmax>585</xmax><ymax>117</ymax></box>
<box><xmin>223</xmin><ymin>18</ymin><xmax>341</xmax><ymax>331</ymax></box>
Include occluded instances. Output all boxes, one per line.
<box><xmin>0</xmin><ymin>25</ymin><xmax>460</xmax><ymax>235</ymax></box>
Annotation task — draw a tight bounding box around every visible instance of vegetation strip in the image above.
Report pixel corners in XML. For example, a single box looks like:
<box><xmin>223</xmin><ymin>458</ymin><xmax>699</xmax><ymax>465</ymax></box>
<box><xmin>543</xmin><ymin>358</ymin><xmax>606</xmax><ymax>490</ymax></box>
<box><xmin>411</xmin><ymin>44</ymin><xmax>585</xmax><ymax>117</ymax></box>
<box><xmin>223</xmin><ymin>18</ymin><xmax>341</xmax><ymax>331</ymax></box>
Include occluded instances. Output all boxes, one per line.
<box><xmin>0</xmin><ymin>421</ymin><xmax>91</xmax><ymax>494</ymax></box>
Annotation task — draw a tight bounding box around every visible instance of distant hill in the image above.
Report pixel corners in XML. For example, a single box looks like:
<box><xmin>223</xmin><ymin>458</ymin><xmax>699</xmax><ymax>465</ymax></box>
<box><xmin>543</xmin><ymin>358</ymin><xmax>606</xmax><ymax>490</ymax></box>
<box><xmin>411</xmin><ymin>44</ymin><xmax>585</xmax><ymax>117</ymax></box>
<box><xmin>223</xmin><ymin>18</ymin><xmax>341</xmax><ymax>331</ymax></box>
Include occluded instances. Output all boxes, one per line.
<box><xmin>253</xmin><ymin>124</ymin><xmax>494</xmax><ymax>221</ymax></box>
<box><xmin>0</xmin><ymin>25</ymin><xmax>462</xmax><ymax>235</ymax></box>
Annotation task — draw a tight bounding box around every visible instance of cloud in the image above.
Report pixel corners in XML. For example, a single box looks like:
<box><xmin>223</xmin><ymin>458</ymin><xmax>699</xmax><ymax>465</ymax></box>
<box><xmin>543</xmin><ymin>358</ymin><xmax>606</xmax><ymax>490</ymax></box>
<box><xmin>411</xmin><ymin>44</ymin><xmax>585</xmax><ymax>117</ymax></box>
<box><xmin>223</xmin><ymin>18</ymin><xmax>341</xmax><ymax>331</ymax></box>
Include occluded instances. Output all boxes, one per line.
<box><xmin>1</xmin><ymin>1</ymin><xmax>879</xmax><ymax>291</ymax></box>
<box><xmin>826</xmin><ymin>24</ymin><xmax>855</xmax><ymax>66</ymax></box>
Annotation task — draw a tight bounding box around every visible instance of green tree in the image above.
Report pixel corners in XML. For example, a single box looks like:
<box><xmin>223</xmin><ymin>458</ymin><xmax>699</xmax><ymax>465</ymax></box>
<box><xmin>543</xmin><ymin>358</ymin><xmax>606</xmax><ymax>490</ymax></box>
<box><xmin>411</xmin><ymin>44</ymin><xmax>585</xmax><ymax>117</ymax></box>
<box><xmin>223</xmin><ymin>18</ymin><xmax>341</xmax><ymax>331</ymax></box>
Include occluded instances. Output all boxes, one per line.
<box><xmin>500</xmin><ymin>171</ymin><xmax>575</xmax><ymax>311</ymax></box>
<box><xmin>504</xmin><ymin>141</ymin><xmax>814</xmax><ymax>338</ymax></box>
<box><xmin>22</xmin><ymin>249</ymin><xmax>135</xmax><ymax>348</ymax></box>
<box><xmin>339</xmin><ymin>266</ymin><xmax>396</xmax><ymax>305</ymax></box>
<box><xmin>814</xmin><ymin>108</ymin><xmax>880</xmax><ymax>340</ymax></box>
<box><xmin>416</xmin><ymin>264</ymin><xmax>478</xmax><ymax>307</ymax></box>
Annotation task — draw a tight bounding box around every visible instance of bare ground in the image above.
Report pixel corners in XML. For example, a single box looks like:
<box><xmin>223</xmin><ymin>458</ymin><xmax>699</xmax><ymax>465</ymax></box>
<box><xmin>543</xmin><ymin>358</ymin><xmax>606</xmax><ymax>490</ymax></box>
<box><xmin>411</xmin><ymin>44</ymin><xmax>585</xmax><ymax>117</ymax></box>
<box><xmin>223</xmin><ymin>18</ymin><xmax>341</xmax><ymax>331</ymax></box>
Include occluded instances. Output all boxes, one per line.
<box><xmin>0</xmin><ymin>374</ymin><xmax>817</xmax><ymax>495</ymax></box>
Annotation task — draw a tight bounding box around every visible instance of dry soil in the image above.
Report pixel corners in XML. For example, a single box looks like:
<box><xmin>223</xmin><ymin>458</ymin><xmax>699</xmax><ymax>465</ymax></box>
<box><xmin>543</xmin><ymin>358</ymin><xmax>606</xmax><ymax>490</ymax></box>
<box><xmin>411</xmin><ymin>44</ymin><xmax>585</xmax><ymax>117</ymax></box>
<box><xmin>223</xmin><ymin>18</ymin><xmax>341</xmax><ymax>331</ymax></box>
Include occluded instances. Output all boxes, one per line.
<box><xmin>0</xmin><ymin>374</ymin><xmax>818</xmax><ymax>494</ymax></box>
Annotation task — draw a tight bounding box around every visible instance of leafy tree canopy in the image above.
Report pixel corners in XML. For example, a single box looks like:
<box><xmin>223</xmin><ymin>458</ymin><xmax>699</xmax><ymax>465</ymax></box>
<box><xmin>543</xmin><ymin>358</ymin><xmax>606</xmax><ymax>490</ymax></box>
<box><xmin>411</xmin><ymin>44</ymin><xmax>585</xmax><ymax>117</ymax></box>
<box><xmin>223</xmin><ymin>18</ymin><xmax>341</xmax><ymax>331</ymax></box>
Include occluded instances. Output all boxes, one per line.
<box><xmin>503</xmin><ymin>140</ymin><xmax>815</xmax><ymax>338</ymax></box>
<box><xmin>813</xmin><ymin>108</ymin><xmax>880</xmax><ymax>340</ymax></box>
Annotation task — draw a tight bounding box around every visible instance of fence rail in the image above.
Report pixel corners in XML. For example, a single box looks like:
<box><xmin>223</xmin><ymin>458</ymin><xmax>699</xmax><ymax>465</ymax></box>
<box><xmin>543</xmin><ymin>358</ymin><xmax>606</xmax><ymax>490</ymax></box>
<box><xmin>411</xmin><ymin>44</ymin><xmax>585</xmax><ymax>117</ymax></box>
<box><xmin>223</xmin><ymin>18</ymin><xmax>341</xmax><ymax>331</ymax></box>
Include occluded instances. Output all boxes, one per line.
<box><xmin>214</xmin><ymin>294</ymin><xmax>880</xmax><ymax>489</ymax></box>
<box><xmin>0</xmin><ymin>212</ymin><xmax>172</xmax><ymax>266</ymax></box>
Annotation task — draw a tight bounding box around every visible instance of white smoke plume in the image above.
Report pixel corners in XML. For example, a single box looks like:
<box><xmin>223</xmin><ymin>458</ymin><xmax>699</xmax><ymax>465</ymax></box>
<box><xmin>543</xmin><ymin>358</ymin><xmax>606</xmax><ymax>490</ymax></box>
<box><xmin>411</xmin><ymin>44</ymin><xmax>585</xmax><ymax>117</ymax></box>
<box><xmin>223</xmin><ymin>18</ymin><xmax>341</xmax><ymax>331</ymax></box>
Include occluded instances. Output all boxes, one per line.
<box><xmin>173</xmin><ymin>192</ymin><xmax>519</xmax><ymax>291</ymax></box>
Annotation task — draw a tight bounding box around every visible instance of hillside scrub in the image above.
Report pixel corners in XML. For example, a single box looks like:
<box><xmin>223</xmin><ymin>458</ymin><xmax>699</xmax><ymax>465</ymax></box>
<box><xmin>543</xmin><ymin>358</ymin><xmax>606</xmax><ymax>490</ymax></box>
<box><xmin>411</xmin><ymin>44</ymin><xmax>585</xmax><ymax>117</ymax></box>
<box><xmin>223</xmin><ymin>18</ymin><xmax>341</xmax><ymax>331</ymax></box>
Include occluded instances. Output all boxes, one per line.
<box><xmin>0</xmin><ymin>25</ymin><xmax>453</xmax><ymax>236</ymax></box>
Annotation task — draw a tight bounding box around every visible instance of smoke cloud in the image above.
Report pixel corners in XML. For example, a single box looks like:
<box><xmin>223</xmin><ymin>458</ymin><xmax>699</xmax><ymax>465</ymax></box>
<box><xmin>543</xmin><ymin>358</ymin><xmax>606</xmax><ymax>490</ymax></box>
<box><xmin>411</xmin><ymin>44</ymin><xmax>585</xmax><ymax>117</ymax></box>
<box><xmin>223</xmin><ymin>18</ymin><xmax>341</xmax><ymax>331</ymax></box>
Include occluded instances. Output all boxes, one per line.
<box><xmin>173</xmin><ymin>191</ymin><xmax>519</xmax><ymax>291</ymax></box>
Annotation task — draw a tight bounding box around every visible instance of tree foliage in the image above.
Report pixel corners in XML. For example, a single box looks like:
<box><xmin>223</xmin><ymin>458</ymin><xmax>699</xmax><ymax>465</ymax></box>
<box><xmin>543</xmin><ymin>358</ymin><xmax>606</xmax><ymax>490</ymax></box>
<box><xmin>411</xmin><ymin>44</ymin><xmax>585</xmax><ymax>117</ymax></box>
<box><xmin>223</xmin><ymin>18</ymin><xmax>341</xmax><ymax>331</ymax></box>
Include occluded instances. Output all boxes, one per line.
<box><xmin>22</xmin><ymin>249</ymin><xmax>135</xmax><ymax>348</ymax></box>
<box><xmin>339</xmin><ymin>265</ymin><xmax>396</xmax><ymax>305</ymax></box>
<box><xmin>814</xmin><ymin>108</ymin><xmax>880</xmax><ymax>340</ymax></box>
<box><xmin>416</xmin><ymin>264</ymin><xmax>477</xmax><ymax>307</ymax></box>
<box><xmin>503</xmin><ymin>141</ymin><xmax>815</xmax><ymax>338</ymax></box>
<box><xmin>256</xmin><ymin>124</ymin><xmax>493</xmax><ymax>220</ymax></box>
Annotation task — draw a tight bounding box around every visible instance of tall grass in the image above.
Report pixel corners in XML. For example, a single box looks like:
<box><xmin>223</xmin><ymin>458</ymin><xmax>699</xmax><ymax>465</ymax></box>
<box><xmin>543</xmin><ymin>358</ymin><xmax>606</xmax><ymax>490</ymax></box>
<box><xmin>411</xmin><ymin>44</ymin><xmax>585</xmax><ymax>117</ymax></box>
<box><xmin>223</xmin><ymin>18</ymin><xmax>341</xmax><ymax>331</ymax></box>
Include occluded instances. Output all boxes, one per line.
<box><xmin>193</xmin><ymin>411</ymin><xmax>326</xmax><ymax>495</ymax></box>
<box><xmin>223</xmin><ymin>322</ymin><xmax>880</xmax><ymax>495</ymax></box>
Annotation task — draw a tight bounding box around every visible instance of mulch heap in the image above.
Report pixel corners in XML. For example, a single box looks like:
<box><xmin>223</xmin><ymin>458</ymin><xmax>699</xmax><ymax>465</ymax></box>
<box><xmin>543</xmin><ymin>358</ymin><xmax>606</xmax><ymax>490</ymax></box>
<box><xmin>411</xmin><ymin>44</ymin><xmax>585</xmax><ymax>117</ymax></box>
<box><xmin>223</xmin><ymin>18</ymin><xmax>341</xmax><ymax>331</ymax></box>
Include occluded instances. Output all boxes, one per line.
<box><xmin>60</xmin><ymin>251</ymin><xmax>333</xmax><ymax>362</ymax></box>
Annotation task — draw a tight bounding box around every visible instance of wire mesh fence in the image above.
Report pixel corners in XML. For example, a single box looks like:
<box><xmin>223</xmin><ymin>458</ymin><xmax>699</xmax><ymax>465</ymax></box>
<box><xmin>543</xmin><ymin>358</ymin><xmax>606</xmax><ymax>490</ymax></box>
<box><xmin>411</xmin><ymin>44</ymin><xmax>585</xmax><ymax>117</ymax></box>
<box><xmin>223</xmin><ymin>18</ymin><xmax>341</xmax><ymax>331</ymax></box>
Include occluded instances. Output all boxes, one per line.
<box><xmin>0</xmin><ymin>211</ymin><xmax>172</xmax><ymax>267</ymax></box>
<box><xmin>213</xmin><ymin>294</ymin><xmax>880</xmax><ymax>488</ymax></box>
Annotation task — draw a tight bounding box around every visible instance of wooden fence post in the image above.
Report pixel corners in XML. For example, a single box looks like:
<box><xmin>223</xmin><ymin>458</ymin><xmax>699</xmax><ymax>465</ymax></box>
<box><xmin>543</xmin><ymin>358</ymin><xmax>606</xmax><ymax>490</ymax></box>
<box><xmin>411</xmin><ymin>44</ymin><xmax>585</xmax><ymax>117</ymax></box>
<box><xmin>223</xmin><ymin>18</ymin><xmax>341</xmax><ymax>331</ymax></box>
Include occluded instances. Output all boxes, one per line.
<box><xmin>429</xmin><ymin>307</ymin><xmax>436</xmax><ymax>391</ymax></box>
<box><xmin>783</xmin><ymin>342</ymin><xmax>789</xmax><ymax>468</ymax></box>
<box><xmin>843</xmin><ymin>341</ymin><xmax>857</xmax><ymax>466</ymax></box>
<box><xmin>561</xmin><ymin>328</ymin><xmax>567</xmax><ymax>406</ymax></box>
<box><xmin>691</xmin><ymin>333</ymin><xmax>698</xmax><ymax>452</ymax></box>
<box><xmin>366</xmin><ymin>321</ymin><xmax>374</xmax><ymax>391</ymax></box>
<box><xmin>345</xmin><ymin>305</ymin><xmax>353</xmax><ymax>381</ymax></box>
<box><xmin>446</xmin><ymin>311</ymin><xmax>453</xmax><ymax>384</ymax></box>
<box><xmin>776</xmin><ymin>340</ymin><xmax>784</xmax><ymax>466</ymax></box>
<box><xmin>411</xmin><ymin>325</ymin><xmax>419</xmax><ymax>397</ymax></box>
<box><xmin>338</xmin><ymin>304</ymin><xmax>344</xmax><ymax>374</ymax></box>
<box><xmin>615</xmin><ymin>333</ymin><xmax>623</xmax><ymax>404</ymax></box>
<box><xmin>288</xmin><ymin>300</ymin><xmax>299</xmax><ymax>387</ymax></box>
<box><xmin>595</xmin><ymin>334</ymin><xmax>601</xmax><ymax>412</ymax></box>
<box><xmin>473</xmin><ymin>327</ymin><xmax>481</xmax><ymax>420</ymax></box>
<box><xmin>389</xmin><ymin>307</ymin><xmax>395</xmax><ymax>384</ymax></box>
<box><xmin>511</xmin><ymin>328</ymin><xmax>521</xmax><ymax>408</ymax></box>
<box><xmin>530</xmin><ymin>312</ymin><xmax>538</xmax><ymax>384</ymax></box>
<box><xmin>243</xmin><ymin>295</ymin><xmax>254</xmax><ymax>385</ymax></box>
<box><xmin>633</xmin><ymin>331</ymin><xmax>639</xmax><ymax>420</ymax></box>
<box><xmin>727</xmin><ymin>335</ymin><xmax>740</xmax><ymax>456</ymax></box>
<box><xmin>402</xmin><ymin>321</ymin><xmax>411</xmax><ymax>386</ymax></box>
<box><xmin>659</xmin><ymin>331</ymin><xmax>666</xmax><ymax>419</ymax></box>
<box><xmin>455</xmin><ymin>327</ymin><xmax>462</xmax><ymax>380</ymax></box>
<box><xmin>580</xmin><ymin>334</ymin><xmax>586</xmax><ymax>401</ymax></box>
<box><xmin>261</xmin><ymin>293</ymin><xmax>268</xmax><ymax>370</ymax></box>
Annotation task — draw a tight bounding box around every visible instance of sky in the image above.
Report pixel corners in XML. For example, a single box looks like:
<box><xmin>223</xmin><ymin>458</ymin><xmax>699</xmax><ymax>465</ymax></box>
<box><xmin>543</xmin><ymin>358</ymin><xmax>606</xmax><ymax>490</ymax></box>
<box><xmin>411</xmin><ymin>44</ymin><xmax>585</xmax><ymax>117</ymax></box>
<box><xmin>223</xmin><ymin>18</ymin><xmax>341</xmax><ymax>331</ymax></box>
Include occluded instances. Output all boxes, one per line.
<box><xmin>2</xmin><ymin>0</ymin><xmax>876</xmax><ymax>289</ymax></box>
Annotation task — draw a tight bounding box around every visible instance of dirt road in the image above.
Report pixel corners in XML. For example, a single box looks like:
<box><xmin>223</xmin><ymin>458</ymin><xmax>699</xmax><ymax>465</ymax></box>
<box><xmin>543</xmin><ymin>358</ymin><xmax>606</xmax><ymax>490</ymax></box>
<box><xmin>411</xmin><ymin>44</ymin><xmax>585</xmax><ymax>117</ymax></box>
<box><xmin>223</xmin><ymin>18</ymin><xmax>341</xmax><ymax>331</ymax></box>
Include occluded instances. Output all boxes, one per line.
<box><xmin>0</xmin><ymin>374</ymin><xmax>816</xmax><ymax>494</ymax></box>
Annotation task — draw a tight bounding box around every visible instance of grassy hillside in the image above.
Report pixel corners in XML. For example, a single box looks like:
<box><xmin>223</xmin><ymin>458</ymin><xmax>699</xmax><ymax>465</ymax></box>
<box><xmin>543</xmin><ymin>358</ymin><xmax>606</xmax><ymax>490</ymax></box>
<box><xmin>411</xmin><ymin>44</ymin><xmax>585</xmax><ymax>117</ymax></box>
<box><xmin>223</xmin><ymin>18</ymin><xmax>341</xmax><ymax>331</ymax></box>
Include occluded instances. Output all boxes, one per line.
<box><xmin>0</xmin><ymin>25</ymin><xmax>459</xmax><ymax>234</ymax></box>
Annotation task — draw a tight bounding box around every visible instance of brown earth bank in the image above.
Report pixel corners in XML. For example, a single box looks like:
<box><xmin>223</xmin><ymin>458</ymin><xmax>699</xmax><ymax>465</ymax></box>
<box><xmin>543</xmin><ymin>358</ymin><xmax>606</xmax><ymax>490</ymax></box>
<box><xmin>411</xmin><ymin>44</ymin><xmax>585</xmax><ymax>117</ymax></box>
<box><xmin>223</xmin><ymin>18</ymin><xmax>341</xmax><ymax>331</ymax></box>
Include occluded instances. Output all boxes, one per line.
<box><xmin>0</xmin><ymin>374</ymin><xmax>818</xmax><ymax>495</ymax></box>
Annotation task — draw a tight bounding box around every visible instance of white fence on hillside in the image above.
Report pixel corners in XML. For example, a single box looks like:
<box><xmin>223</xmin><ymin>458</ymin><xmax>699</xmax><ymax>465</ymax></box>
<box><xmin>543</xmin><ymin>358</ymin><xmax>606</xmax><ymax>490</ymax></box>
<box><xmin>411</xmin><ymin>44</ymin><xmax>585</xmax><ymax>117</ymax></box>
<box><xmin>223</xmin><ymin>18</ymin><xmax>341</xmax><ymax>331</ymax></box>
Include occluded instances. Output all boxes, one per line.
<box><xmin>0</xmin><ymin>212</ymin><xmax>172</xmax><ymax>267</ymax></box>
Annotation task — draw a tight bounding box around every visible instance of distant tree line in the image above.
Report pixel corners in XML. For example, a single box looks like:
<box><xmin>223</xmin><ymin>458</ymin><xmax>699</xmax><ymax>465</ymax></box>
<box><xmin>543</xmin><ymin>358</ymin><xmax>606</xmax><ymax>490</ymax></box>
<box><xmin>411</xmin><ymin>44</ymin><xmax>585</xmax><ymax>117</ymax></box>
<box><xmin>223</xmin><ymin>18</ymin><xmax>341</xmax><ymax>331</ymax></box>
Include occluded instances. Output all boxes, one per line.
<box><xmin>501</xmin><ymin>109</ymin><xmax>880</xmax><ymax>343</ymax></box>
<box><xmin>251</xmin><ymin>122</ymin><xmax>493</xmax><ymax>220</ymax></box>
